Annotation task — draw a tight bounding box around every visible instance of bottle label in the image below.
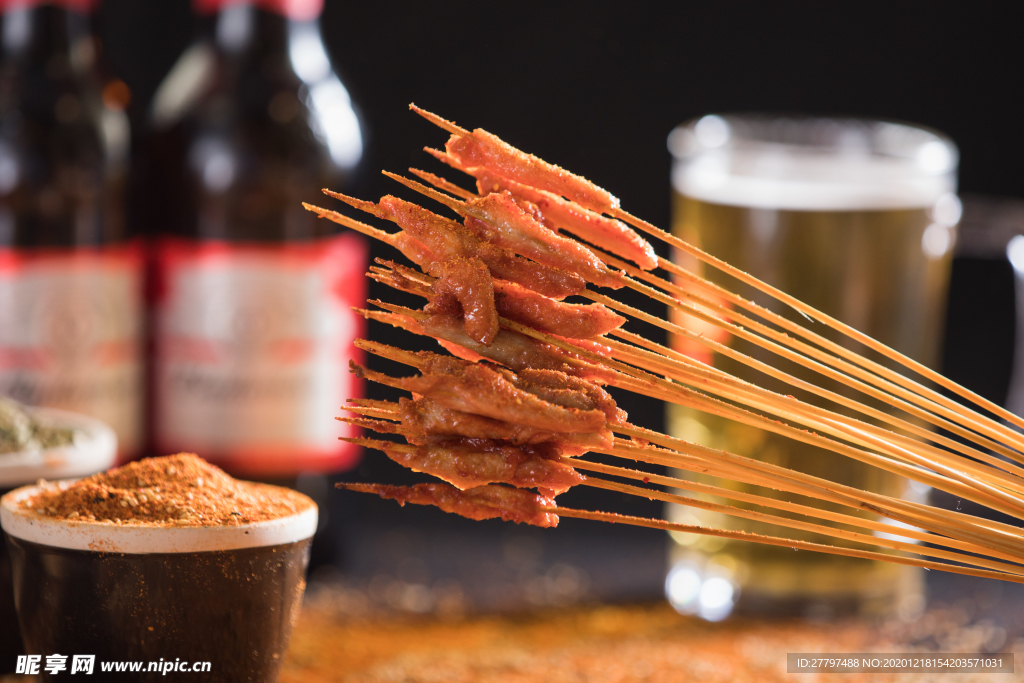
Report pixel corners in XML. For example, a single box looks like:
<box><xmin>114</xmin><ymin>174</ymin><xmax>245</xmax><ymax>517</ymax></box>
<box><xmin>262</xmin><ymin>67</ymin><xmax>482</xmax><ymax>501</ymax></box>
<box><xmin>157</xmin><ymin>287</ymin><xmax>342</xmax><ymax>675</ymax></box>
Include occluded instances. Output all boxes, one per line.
<box><xmin>0</xmin><ymin>244</ymin><xmax>144</xmax><ymax>459</ymax></box>
<box><xmin>152</xmin><ymin>233</ymin><xmax>366</xmax><ymax>475</ymax></box>
<box><xmin>192</xmin><ymin>0</ymin><xmax>323</xmax><ymax>21</ymax></box>
<box><xmin>2</xmin><ymin>1</ymin><xmax>99</xmax><ymax>12</ymax></box>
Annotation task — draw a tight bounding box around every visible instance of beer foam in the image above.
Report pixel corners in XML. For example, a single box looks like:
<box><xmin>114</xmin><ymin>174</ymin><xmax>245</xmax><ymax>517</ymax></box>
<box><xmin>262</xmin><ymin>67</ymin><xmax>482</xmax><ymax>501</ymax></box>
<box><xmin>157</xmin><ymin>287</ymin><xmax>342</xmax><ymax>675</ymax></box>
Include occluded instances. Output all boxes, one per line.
<box><xmin>1</xmin><ymin>484</ymin><xmax>317</xmax><ymax>553</ymax></box>
<box><xmin>669</xmin><ymin>117</ymin><xmax>958</xmax><ymax>211</ymax></box>
<box><xmin>0</xmin><ymin>408</ymin><xmax>117</xmax><ymax>489</ymax></box>
<box><xmin>672</xmin><ymin>150</ymin><xmax>955</xmax><ymax>211</ymax></box>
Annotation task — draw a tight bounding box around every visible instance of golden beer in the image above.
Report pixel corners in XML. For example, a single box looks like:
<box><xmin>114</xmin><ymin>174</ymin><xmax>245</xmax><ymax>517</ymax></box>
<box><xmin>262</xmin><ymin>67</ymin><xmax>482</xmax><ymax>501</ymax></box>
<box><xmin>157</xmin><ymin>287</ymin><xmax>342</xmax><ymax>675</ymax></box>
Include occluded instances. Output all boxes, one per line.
<box><xmin>666</xmin><ymin>116</ymin><xmax>959</xmax><ymax>619</ymax></box>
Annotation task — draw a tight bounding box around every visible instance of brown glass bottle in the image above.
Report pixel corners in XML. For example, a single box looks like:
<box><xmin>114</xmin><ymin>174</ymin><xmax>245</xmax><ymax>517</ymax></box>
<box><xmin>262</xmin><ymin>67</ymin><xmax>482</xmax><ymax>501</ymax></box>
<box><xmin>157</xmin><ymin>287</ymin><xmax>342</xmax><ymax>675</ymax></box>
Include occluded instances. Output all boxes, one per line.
<box><xmin>0</xmin><ymin>1</ymin><xmax>138</xmax><ymax>451</ymax></box>
<box><xmin>143</xmin><ymin>0</ymin><xmax>366</xmax><ymax>478</ymax></box>
<box><xmin>0</xmin><ymin>0</ymin><xmax>135</xmax><ymax>671</ymax></box>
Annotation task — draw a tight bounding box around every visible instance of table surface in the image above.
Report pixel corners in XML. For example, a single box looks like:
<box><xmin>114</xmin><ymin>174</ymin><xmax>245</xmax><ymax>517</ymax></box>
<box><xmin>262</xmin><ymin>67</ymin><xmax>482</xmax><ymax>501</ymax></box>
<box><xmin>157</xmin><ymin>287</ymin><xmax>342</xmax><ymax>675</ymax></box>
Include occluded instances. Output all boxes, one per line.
<box><xmin>1</xmin><ymin>574</ymin><xmax>1019</xmax><ymax>683</ymax></box>
<box><xmin>287</xmin><ymin>494</ymin><xmax>1024</xmax><ymax>682</ymax></box>
<box><xmin>280</xmin><ymin>600</ymin><xmax>1024</xmax><ymax>683</ymax></box>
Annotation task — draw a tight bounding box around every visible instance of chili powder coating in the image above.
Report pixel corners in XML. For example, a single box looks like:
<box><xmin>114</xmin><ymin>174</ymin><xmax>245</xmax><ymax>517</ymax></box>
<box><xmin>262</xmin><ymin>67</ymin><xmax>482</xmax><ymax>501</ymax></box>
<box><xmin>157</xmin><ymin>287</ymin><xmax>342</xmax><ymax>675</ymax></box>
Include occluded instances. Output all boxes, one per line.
<box><xmin>17</xmin><ymin>453</ymin><xmax>310</xmax><ymax>526</ymax></box>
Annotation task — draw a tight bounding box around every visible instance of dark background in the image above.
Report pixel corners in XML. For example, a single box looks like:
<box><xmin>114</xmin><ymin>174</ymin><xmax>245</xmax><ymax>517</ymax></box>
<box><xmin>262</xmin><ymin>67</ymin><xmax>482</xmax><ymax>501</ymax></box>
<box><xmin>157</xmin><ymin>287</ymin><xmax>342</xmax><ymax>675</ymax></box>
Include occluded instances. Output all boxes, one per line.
<box><xmin>91</xmin><ymin>1</ymin><xmax>1024</xmax><ymax>609</ymax></box>
<box><xmin>101</xmin><ymin>2</ymin><xmax>1024</xmax><ymax>205</ymax></box>
<box><xmin>97</xmin><ymin>0</ymin><xmax>1023</xmax><ymax>410</ymax></box>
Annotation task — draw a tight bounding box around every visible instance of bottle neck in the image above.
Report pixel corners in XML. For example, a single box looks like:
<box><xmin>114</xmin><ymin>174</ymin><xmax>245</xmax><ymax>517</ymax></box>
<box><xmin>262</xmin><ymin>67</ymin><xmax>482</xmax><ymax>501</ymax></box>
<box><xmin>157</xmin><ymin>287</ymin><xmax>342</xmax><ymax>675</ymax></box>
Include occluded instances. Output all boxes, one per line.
<box><xmin>1</xmin><ymin>5</ymin><xmax>91</xmax><ymax>67</ymax></box>
<box><xmin>206</xmin><ymin>3</ymin><xmax>317</xmax><ymax>60</ymax></box>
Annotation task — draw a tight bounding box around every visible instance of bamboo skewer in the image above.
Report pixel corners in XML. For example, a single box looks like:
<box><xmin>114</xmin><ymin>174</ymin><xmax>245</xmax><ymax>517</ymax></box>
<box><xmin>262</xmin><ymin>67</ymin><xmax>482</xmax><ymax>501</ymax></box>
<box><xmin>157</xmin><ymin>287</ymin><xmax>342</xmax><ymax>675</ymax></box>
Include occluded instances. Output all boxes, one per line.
<box><xmin>309</xmin><ymin>107</ymin><xmax>1024</xmax><ymax>585</ymax></box>
<box><xmin>605</xmin><ymin>252</ymin><xmax>1024</xmax><ymax>461</ymax></box>
<box><xmin>581</xmin><ymin>476</ymin><xmax>1024</xmax><ymax>577</ymax></box>
<box><xmin>611</xmin><ymin>208</ymin><xmax>1024</xmax><ymax>434</ymax></box>
<box><xmin>492</xmin><ymin>314</ymin><xmax>1024</xmax><ymax>519</ymax></box>
<box><xmin>594</xmin><ymin>331</ymin><xmax>1024</xmax><ymax>497</ymax></box>
<box><xmin>570</xmin><ymin>458</ymin><xmax>942</xmax><ymax>548</ymax></box>
<box><xmin>589</xmin><ymin>445</ymin><xmax>1024</xmax><ymax>556</ymax></box>
<box><xmin>550</xmin><ymin>506</ymin><xmax>1024</xmax><ymax>586</ymax></box>
<box><xmin>611</xmin><ymin>429</ymin><xmax>1024</xmax><ymax>560</ymax></box>
<box><xmin>340</xmin><ymin>403</ymin><xmax>1023</xmax><ymax>567</ymax></box>
<box><xmin>600</xmin><ymin>293</ymin><xmax>1024</xmax><ymax>476</ymax></box>
<box><xmin>408</xmin><ymin>168</ymin><xmax>476</xmax><ymax>200</ymax></box>
<box><xmin>404</xmin><ymin>165</ymin><xmax>1024</xmax><ymax>458</ymax></box>
<box><xmin>363</xmin><ymin>299</ymin><xmax>1024</xmax><ymax>554</ymax></box>
<box><xmin>400</xmin><ymin>168</ymin><xmax>1024</xmax><ymax>471</ymax></box>
<box><xmin>393</xmin><ymin>165</ymin><xmax>1024</xmax><ymax>464</ymax></box>
<box><xmin>350</xmin><ymin>340</ymin><xmax>1024</xmax><ymax>562</ymax></box>
<box><xmin>356</xmin><ymin>297</ymin><xmax>1024</xmax><ymax>530</ymax></box>
<box><xmin>390</xmin><ymin>168</ymin><xmax>1024</xmax><ymax>458</ymax></box>
<box><xmin>597</xmin><ymin>330</ymin><xmax>998</xmax><ymax>492</ymax></box>
<box><xmin>340</xmin><ymin>413</ymin><xmax>1024</xmax><ymax>576</ymax></box>
<box><xmin>655</xmin><ymin>255</ymin><xmax>1007</xmax><ymax>431</ymax></box>
<box><xmin>335</xmin><ymin>480</ymin><xmax>1024</xmax><ymax>585</ymax></box>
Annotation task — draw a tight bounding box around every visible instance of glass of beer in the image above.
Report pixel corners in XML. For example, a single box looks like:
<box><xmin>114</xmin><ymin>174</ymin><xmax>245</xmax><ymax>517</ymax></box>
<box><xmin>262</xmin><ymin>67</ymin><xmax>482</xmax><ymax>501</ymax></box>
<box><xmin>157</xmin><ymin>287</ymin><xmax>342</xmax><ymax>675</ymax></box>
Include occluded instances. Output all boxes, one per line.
<box><xmin>665</xmin><ymin>115</ymin><xmax>959</xmax><ymax>619</ymax></box>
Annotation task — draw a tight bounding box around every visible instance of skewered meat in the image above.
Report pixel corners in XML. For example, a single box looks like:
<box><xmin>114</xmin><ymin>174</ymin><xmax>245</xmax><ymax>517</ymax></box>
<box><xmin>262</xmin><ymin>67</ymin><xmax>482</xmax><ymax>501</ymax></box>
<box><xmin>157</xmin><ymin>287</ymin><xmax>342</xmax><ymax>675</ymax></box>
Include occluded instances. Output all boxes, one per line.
<box><xmin>341</xmin><ymin>406</ymin><xmax>612</xmax><ymax>458</ymax></box>
<box><xmin>347</xmin><ymin>343</ymin><xmax>623</xmax><ymax>445</ymax></box>
<box><xmin>351</xmin><ymin>353</ymin><xmax>606</xmax><ymax>433</ymax></box>
<box><xmin>397</xmin><ymin>397</ymin><xmax>613</xmax><ymax>452</ymax></box>
<box><xmin>513</xmin><ymin>369</ymin><xmax>628</xmax><ymax>425</ymax></box>
<box><xmin>327</xmin><ymin>191</ymin><xmax>584</xmax><ymax>299</ymax></box>
<box><xmin>338</xmin><ymin>482</ymin><xmax>559</xmax><ymax>527</ymax></box>
<box><xmin>374</xmin><ymin>261</ymin><xmax>623</xmax><ymax>341</ymax></box>
<box><xmin>494</xmin><ymin>280</ymin><xmax>625</xmax><ymax>338</ymax></box>
<box><xmin>460</xmin><ymin>193</ymin><xmax>624</xmax><ymax>289</ymax></box>
<box><xmin>550</xmin><ymin>334</ymin><xmax>614</xmax><ymax>359</ymax></box>
<box><xmin>365</xmin><ymin>303</ymin><xmax>615</xmax><ymax>382</ymax></box>
<box><xmin>418</xmin><ymin>313</ymin><xmax>617</xmax><ymax>383</ymax></box>
<box><xmin>445</xmin><ymin>132</ymin><xmax>619</xmax><ymax>213</ymax></box>
<box><xmin>475</xmin><ymin>171</ymin><xmax>658</xmax><ymax>270</ymax></box>
<box><xmin>374</xmin><ymin>438</ymin><xmax>584</xmax><ymax>494</ymax></box>
<box><xmin>426</xmin><ymin>257</ymin><xmax>499</xmax><ymax>345</ymax></box>
<box><xmin>424</xmin><ymin>148</ymin><xmax>656</xmax><ymax>270</ymax></box>
<box><xmin>410</xmin><ymin>106</ymin><xmax>618</xmax><ymax>214</ymax></box>
<box><xmin>378</xmin><ymin>174</ymin><xmax>622</xmax><ymax>290</ymax></box>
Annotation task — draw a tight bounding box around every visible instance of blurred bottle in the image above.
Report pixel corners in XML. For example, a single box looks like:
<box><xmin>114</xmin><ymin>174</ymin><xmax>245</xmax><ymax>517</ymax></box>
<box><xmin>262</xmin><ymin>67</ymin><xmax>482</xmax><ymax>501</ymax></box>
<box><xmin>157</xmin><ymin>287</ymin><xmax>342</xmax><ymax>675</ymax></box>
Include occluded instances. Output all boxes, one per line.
<box><xmin>141</xmin><ymin>0</ymin><xmax>366</xmax><ymax>478</ymax></box>
<box><xmin>0</xmin><ymin>0</ymin><xmax>138</xmax><ymax>459</ymax></box>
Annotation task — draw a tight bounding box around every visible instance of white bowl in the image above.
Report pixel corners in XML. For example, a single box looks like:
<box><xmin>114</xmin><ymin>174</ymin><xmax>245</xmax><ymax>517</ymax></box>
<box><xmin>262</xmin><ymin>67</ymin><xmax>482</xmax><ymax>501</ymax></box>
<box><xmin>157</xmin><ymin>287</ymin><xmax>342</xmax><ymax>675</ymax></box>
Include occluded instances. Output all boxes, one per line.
<box><xmin>1</xmin><ymin>484</ymin><xmax>318</xmax><ymax>554</ymax></box>
<box><xmin>0</xmin><ymin>407</ymin><xmax>117</xmax><ymax>490</ymax></box>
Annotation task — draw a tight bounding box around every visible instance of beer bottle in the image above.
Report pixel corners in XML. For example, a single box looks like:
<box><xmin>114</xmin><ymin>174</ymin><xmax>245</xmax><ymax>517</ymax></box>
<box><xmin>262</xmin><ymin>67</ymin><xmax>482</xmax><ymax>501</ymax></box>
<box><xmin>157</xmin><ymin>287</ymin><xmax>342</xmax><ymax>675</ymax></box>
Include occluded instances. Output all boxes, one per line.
<box><xmin>0</xmin><ymin>0</ymin><xmax>138</xmax><ymax>458</ymax></box>
<box><xmin>143</xmin><ymin>0</ymin><xmax>366</xmax><ymax>478</ymax></box>
<box><xmin>0</xmin><ymin>0</ymin><xmax>134</xmax><ymax>671</ymax></box>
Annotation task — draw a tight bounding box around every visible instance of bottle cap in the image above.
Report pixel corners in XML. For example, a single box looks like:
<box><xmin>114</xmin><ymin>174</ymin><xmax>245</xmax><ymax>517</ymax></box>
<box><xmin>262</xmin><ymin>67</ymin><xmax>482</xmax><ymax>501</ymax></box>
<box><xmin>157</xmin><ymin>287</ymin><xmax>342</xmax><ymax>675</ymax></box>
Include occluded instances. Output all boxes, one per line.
<box><xmin>0</xmin><ymin>0</ymin><xmax>98</xmax><ymax>11</ymax></box>
<box><xmin>193</xmin><ymin>0</ymin><xmax>323</xmax><ymax>21</ymax></box>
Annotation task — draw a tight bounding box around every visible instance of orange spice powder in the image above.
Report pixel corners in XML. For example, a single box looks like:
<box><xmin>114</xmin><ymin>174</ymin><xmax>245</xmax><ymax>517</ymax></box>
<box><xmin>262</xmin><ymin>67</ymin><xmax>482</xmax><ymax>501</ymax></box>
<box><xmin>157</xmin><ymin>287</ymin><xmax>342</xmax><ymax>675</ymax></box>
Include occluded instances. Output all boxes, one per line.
<box><xmin>19</xmin><ymin>453</ymin><xmax>311</xmax><ymax>527</ymax></box>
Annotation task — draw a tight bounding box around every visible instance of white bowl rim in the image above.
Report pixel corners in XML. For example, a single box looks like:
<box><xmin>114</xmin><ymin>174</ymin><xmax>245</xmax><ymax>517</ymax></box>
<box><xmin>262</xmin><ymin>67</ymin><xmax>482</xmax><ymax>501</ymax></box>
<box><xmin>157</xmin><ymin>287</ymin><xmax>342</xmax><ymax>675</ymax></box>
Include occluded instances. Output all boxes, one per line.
<box><xmin>0</xmin><ymin>407</ymin><xmax>118</xmax><ymax>489</ymax></box>
<box><xmin>1</xmin><ymin>484</ymin><xmax>318</xmax><ymax>554</ymax></box>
